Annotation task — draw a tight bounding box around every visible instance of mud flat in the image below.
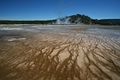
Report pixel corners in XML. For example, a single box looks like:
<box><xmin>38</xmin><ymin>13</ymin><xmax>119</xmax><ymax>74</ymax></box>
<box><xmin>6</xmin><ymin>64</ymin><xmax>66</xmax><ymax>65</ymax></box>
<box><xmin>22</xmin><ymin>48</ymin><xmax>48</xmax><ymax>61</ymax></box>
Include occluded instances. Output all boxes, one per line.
<box><xmin>0</xmin><ymin>25</ymin><xmax>120</xmax><ymax>80</ymax></box>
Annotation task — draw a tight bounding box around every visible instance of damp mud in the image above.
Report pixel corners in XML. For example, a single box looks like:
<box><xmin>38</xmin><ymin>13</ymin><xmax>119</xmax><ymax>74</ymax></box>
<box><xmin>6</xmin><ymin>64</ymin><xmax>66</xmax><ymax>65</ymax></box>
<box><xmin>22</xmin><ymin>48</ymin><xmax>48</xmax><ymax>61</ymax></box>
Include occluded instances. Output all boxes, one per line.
<box><xmin>0</xmin><ymin>24</ymin><xmax>120</xmax><ymax>80</ymax></box>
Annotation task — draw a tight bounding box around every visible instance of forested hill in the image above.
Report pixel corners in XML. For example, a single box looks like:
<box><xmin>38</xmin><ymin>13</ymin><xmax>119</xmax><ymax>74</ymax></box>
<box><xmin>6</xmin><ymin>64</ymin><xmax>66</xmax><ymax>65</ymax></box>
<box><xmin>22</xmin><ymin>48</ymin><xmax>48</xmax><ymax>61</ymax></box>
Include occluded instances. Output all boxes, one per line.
<box><xmin>56</xmin><ymin>14</ymin><xmax>92</xmax><ymax>24</ymax></box>
<box><xmin>56</xmin><ymin>14</ymin><xmax>120</xmax><ymax>25</ymax></box>
<box><xmin>92</xmin><ymin>19</ymin><xmax>120</xmax><ymax>25</ymax></box>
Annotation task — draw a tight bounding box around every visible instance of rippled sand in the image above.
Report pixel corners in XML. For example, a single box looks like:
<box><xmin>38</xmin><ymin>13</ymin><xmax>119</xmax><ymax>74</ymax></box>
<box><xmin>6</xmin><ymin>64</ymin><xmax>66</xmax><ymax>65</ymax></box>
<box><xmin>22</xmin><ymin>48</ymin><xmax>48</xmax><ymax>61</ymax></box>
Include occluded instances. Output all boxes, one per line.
<box><xmin>0</xmin><ymin>25</ymin><xmax>120</xmax><ymax>80</ymax></box>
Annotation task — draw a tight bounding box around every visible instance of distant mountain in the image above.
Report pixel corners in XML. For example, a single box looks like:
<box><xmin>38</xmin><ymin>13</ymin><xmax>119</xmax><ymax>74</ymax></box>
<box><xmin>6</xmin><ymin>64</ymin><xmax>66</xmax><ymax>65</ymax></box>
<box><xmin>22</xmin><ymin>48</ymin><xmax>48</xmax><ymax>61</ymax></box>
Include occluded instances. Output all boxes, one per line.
<box><xmin>0</xmin><ymin>14</ymin><xmax>120</xmax><ymax>25</ymax></box>
<box><xmin>55</xmin><ymin>14</ymin><xmax>92</xmax><ymax>24</ymax></box>
<box><xmin>55</xmin><ymin>14</ymin><xmax>120</xmax><ymax>25</ymax></box>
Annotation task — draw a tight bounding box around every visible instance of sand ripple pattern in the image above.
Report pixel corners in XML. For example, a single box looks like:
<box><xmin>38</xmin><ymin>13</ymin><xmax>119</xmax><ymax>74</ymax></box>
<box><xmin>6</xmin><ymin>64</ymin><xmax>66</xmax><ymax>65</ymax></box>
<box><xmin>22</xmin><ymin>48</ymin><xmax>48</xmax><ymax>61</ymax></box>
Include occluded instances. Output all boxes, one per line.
<box><xmin>0</xmin><ymin>31</ymin><xmax>120</xmax><ymax>80</ymax></box>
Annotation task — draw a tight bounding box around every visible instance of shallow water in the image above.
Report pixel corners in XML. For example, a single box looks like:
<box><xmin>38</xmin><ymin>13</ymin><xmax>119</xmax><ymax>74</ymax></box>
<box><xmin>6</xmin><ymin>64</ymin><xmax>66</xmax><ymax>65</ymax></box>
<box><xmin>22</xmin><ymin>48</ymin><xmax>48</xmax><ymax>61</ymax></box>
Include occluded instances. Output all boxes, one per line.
<box><xmin>1</xmin><ymin>24</ymin><xmax>119</xmax><ymax>40</ymax></box>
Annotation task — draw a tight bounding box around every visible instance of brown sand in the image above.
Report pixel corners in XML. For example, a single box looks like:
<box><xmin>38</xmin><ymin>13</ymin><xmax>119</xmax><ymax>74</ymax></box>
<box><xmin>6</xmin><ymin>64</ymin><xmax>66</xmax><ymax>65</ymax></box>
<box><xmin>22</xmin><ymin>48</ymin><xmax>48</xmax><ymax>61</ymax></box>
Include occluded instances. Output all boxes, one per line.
<box><xmin>0</xmin><ymin>26</ymin><xmax>120</xmax><ymax>80</ymax></box>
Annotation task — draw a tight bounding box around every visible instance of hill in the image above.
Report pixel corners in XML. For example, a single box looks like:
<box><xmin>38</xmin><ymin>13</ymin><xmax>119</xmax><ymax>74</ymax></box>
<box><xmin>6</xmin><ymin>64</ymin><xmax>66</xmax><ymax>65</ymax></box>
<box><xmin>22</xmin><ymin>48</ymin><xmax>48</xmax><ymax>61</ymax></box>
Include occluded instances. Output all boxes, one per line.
<box><xmin>56</xmin><ymin>14</ymin><xmax>92</xmax><ymax>24</ymax></box>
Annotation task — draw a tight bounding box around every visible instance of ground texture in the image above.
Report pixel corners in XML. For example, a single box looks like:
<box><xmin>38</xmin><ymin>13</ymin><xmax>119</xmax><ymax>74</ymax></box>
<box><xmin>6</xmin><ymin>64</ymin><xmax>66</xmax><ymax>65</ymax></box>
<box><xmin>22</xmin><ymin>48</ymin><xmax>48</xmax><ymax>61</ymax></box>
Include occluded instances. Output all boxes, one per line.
<box><xmin>0</xmin><ymin>25</ymin><xmax>120</xmax><ymax>80</ymax></box>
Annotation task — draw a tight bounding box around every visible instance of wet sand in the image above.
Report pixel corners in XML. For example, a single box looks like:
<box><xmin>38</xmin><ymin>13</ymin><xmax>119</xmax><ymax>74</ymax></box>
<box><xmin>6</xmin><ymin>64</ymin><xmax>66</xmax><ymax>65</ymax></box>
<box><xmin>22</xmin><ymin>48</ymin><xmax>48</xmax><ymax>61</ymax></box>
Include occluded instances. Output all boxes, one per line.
<box><xmin>0</xmin><ymin>25</ymin><xmax>120</xmax><ymax>80</ymax></box>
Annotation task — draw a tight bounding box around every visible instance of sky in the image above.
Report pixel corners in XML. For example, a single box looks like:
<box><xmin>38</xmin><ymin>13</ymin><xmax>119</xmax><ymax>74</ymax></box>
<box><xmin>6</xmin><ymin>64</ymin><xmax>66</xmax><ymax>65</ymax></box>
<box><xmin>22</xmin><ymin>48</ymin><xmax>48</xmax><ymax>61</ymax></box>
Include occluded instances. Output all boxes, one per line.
<box><xmin>0</xmin><ymin>0</ymin><xmax>120</xmax><ymax>20</ymax></box>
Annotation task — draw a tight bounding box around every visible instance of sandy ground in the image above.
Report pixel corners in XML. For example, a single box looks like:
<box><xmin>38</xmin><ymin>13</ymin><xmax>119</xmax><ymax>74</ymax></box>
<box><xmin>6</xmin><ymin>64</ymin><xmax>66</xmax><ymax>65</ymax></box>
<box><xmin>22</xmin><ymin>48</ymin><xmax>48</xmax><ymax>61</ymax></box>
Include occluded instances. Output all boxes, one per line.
<box><xmin>0</xmin><ymin>24</ymin><xmax>120</xmax><ymax>80</ymax></box>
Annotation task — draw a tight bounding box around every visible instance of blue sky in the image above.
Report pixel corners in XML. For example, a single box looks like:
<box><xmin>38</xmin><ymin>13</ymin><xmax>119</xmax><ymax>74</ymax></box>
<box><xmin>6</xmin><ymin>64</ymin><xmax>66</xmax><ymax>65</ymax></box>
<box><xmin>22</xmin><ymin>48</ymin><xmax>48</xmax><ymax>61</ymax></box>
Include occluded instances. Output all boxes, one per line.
<box><xmin>0</xmin><ymin>0</ymin><xmax>120</xmax><ymax>20</ymax></box>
